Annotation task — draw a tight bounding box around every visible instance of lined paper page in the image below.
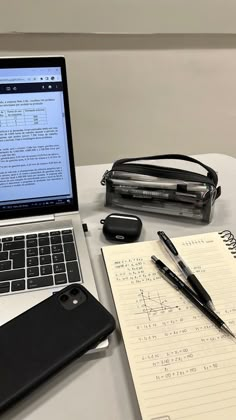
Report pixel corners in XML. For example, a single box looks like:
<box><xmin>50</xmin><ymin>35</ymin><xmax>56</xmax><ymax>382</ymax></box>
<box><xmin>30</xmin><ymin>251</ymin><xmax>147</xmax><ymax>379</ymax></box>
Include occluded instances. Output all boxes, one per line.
<box><xmin>102</xmin><ymin>232</ymin><xmax>236</xmax><ymax>420</ymax></box>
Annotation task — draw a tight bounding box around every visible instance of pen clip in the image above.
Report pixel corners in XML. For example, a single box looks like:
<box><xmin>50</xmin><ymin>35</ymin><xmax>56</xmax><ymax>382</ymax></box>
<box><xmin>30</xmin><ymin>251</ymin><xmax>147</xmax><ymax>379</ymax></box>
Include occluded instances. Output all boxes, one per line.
<box><xmin>157</xmin><ymin>231</ymin><xmax>178</xmax><ymax>256</ymax></box>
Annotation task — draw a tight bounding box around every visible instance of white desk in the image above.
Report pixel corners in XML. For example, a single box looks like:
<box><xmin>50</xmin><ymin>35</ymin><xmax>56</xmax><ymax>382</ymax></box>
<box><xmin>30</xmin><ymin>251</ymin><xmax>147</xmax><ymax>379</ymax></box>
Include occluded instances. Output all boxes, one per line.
<box><xmin>3</xmin><ymin>153</ymin><xmax>236</xmax><ymax>420</ymax></box>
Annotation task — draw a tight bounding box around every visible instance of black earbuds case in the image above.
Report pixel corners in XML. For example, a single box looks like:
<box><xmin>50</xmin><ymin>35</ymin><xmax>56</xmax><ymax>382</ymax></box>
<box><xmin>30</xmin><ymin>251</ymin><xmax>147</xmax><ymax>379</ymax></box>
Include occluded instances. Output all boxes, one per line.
<box><xmin>100</xmin><ymin>213</ymin><xmax>142</xmax><ymax>242</ymax></box>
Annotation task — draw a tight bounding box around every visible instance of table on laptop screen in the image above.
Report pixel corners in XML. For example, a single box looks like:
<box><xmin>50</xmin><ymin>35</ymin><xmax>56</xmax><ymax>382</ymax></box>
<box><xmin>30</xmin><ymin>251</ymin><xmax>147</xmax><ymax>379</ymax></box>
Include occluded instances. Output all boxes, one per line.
<box><xmin>0</xmin><ymin>66</ymin><xmax>74</xmax><ymax>217</ymax></box>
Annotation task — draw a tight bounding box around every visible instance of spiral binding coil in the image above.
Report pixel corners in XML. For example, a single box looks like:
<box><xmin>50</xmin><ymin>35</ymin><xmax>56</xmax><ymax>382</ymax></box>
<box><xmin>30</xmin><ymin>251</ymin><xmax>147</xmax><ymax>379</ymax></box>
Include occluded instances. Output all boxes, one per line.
<box><xmin>219</xmin><ymin>230</ymin><xmax>236</xmax><ymax>256</ymax></box>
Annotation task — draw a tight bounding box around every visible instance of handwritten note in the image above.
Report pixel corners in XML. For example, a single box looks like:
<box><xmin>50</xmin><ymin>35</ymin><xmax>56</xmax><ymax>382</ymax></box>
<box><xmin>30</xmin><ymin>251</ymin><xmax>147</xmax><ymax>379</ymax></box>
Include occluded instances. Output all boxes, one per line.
<box><xmin>102</xmin><ymin>232</ymin><xmax>236</xmax><ymax>420</ymax></box>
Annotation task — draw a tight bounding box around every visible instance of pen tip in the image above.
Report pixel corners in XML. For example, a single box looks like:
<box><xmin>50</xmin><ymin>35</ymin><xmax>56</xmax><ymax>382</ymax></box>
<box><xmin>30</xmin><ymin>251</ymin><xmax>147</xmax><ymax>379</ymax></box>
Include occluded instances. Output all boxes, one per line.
<box><xmin>222</xmin><ymin>324</ymin><xmax>236</xmax><ymax>338</ymax></box>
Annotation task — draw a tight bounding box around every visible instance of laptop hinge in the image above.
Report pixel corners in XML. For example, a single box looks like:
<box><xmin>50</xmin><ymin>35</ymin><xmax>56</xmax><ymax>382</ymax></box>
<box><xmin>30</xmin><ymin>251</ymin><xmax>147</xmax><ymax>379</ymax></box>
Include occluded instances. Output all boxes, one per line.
<box><xmin>0</xmin><ymin>214</ymin><xmax>55</xmax><ymax>227</ymax></box>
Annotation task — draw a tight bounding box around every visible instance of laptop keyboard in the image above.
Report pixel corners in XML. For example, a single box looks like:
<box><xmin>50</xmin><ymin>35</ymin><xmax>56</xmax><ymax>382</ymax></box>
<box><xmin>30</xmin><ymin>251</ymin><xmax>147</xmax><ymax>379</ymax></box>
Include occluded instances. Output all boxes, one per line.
<box><xmin>0</xmin><ymin>229</ymin><xmax>82</xmax><ymax>295</ymax></box>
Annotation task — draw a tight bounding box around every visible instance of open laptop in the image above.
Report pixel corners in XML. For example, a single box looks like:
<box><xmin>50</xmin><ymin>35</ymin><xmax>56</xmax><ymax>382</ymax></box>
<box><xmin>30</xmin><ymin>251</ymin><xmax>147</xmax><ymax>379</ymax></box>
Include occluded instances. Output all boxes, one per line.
<box><xmin>0</xmin><ymin>56</ymin><xmax>107</xmax><ymax>348</ymax></box>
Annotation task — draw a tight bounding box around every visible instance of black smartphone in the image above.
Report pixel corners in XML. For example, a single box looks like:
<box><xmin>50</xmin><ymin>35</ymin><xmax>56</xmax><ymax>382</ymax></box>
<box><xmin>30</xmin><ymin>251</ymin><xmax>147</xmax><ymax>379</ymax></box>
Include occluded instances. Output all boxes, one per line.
<box><xmin>0</xmin><ymin>284</ymin><xmax>115</xmax><ymax>413</ymax></box>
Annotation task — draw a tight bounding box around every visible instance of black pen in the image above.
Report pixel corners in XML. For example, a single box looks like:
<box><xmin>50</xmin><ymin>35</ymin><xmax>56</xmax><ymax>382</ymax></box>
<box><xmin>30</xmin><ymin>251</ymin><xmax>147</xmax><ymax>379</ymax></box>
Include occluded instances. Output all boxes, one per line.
<box><xmin>151</xmin><ymin>255</ymin><xmax>235</xmax><ymax>338</ymax></box>
<box><xmin>157</xmin><ymin>231</ymin><xmax>215</xmax><ymax>311</ymax></box>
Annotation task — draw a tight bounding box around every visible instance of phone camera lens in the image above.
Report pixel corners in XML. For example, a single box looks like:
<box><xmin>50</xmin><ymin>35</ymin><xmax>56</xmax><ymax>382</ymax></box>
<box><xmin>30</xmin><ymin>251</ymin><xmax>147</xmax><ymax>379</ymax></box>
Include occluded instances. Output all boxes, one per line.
<box><xmin>70</xmin><ymin>288</ymin><xmax>79</xmax><ymax>296</ymax></box>
<box><xmin>60</xmin><ymin>294</ymin><xmax>68</xmax><ymax>302</ymax></box>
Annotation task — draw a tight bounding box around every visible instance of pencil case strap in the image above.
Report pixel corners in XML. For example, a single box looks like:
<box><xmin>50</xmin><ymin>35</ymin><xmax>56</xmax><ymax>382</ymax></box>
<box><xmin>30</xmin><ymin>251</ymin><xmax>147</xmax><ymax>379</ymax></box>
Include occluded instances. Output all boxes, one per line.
<box><xmin>112</xmin><ymin>154</ymin><xmax>219</xmax><ymax>187</ymax></box>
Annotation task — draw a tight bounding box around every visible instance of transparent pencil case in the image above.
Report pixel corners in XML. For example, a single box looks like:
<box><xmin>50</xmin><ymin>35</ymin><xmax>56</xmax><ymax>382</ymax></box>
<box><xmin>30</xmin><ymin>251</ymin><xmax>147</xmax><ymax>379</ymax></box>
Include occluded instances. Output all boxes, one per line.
<box><xmin>101</xmin><ymin>154</ymin><xmax>221</xmax><ymax>223</ymax></box>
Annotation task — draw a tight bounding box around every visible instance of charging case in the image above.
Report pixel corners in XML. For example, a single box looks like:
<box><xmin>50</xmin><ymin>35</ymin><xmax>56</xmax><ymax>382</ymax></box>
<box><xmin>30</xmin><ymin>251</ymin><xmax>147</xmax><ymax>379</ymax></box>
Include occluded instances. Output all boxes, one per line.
<box><xmin>100</xmin><ymin>213</ymin><xmax>142</xmax><ymax>242</ymax></box>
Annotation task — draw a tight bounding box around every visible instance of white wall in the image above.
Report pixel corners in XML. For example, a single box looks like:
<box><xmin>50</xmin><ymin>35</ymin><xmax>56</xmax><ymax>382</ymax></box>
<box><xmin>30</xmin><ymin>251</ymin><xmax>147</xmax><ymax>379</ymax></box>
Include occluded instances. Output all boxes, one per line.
<box><xmin>1</xmin><ymin>0</ymin><xmax>236</xmax><ymax>33</ymax></box>
<box><xmin>0</xmin><ymin>34</ymin><xmax>236</xmax><ymax>165</ymax></box>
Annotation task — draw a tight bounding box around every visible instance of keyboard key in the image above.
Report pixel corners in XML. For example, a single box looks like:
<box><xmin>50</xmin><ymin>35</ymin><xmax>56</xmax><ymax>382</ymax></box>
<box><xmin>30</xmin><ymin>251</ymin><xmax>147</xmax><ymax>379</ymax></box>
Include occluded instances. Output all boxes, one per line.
<box><xmin>0</xmin><ymin>261</ymin><xmax>11</xmax><ymax>271</ymax></box>
<box><xmin>14</xmin><ymin>235</ymin><xmax>25</xmax><ymax>240</ymax></box>
<box><xmin>39</xmin><ymin>246</ymin><xmax>51</xmax><ymax>255</ymax></box>
<box><xmin>52</xmin><ymin>244</ymin><xmax>63</xmax><ymax>253</ymax></box>
<box><xmin>3</xmin><ymin>240</ymin><xmax>25</xmax><ymax>251</ymax></box>
<box><xmin>63</xmin><ymin>243</ymin><xmax>76</xmax><ymax>261</ymax></box>
<box><xmin>39</xmin><ymin>237</ymin><xmax>50</xmax><ymax>246</ymax></box>
<box><xmin>50</xmin><ymin>236</ymin><xmax>62</xmax><ymax>244</ymax></box>
<box><xmin>10</xmin><ymin>250</ymin><xmax>25</xmax><ymax>269</ymax></box>
<box><xmin>27</xmin><ymin>266</ymin><xmax>39</xmax><ymax>277</ymax></box>
<box><xmin>12</xmin><ymin>280</ymin><xmax>25</xmax><ymax>292</ymax></box>
<box><xmin>27</xmin><ymin>247</ymin><xmax>38</xmax><ymax>257</ymax></box>
<box><xmin>52</xmin><ymin>253</ymin><xmax>64</xmax><ymax>263</ymax></box>
<box><xmin>27</xmin><ymin>257</ymin><xmax>39</xmax><ymax>267</ymax></box>
<box><xmin>62</xmin><ymin>230</ymin><xmax>72</xmax><ymax>234</ymax></box>
<box><xmin>27</xmin><ymin>275</ymin><xmax>53</xmax><ymax>289</ymax></box>
<box><xmin>40</xmin><ymin>265</ymin><xmax>52</xmax><ymax>276</ymax></box>
<box><xmin>62</xmin><ymin>234</ymin><xmax>73</xmax><ymax>243</ymax></box>
<box><xmin>0</xmin><ymin>269</ymin><xmax>25</xmax><ymax>282</ymax></box>
<box><xmin>55</xmin><ymin>273</ymin><xmax>67</xmax><ymax>285</ymax></box>
<box><xmin>40</xmin><ymin>255</ymin><xmax>51</xmax><ymax>265</ymax></box>
<box><xmin>2</xmin><ymin>237</ymin><xmax>13</xmax><ymax>242</ymax></box>
<box><xmin>38</xmin><ymin>232</ymin><xmax>49</xmax><ymax>237</ymax></box>
<box><xmin>50</xmin><ymin>231</ymin><xmax>60</xmax><ymax>236</ymax></box>
<box><xmin>66</xmin><ymin>261</ymin><xmax>81</xmax><ymax>283</ymax></box>
<box><xmin>27</xmin><ymin>239</ymin><xmax>38</xmax><ymax>248</ymax></box>
<box><xmin>0</xmin><ymin>282</ymin><xmax>10</xmax><ymax>293</ymax></box>
<box><xmin>0</xmin><ymin>252</ymin><xmax>8</xmax><ymax>261</ymax></box>
<box><xmin>26</xmin><ymin>234</ymin><xmax>37</xmax><ymax>239</ymax></box>
<box><xmin>53</xmin><ymin>263</ymin><xmax>65</xmax><ymax>274</ymax></box>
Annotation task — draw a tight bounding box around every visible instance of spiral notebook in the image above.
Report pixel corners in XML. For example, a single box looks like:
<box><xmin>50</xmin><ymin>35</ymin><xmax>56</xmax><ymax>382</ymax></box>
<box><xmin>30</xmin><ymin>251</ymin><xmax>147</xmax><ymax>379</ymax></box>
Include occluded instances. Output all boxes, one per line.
<box><xmin>102</xmin><ymin>231</ymin><xmax>236</xmax><ymax>420</ymax></box>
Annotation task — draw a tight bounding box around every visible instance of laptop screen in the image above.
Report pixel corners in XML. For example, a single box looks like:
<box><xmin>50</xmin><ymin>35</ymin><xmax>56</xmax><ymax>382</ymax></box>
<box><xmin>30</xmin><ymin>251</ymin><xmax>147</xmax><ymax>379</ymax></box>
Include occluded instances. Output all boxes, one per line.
<box><xmin>0</xmin><ymin>56</ymin><xmax>78</xmax><ymax>221</ymax></box>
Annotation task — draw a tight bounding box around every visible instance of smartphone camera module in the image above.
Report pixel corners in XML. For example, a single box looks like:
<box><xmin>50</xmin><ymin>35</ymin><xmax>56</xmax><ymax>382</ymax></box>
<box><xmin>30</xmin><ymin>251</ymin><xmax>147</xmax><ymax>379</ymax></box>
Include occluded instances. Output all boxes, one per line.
<box><xmin>59</xmin><ymin>286</ymin><xmax>87</xmax><ymax>310</ymax></box>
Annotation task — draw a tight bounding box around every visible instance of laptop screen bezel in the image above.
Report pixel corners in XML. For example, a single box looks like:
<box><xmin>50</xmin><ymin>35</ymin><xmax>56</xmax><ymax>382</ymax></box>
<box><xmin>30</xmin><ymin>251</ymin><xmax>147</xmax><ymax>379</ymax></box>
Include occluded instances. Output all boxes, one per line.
<box><xmin>0</xmin><ymin>56</ymin><xmax>79</xmax><ymax>221</ymax></box>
